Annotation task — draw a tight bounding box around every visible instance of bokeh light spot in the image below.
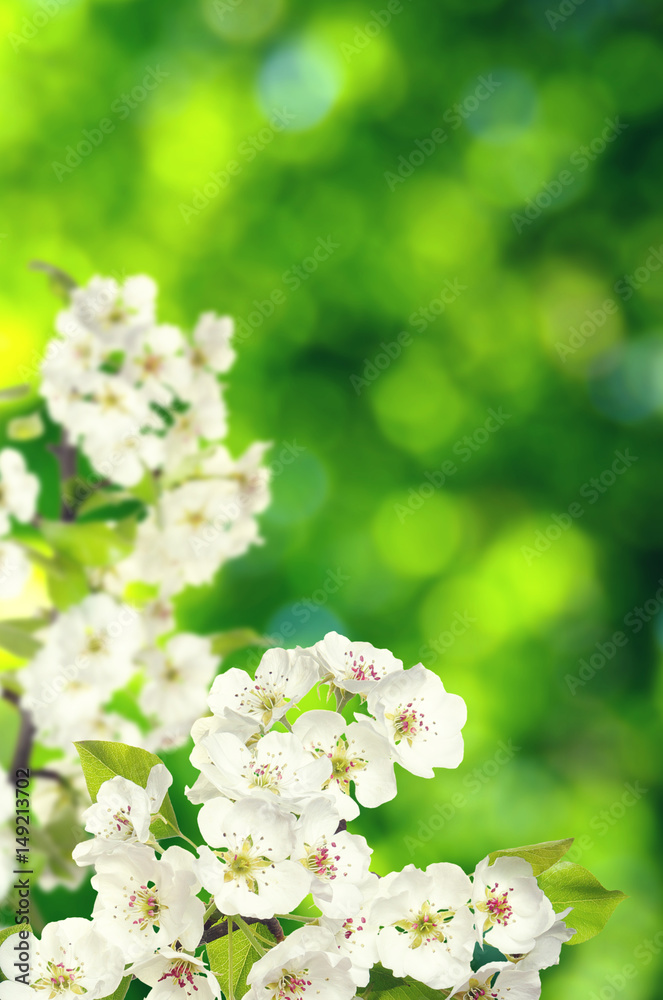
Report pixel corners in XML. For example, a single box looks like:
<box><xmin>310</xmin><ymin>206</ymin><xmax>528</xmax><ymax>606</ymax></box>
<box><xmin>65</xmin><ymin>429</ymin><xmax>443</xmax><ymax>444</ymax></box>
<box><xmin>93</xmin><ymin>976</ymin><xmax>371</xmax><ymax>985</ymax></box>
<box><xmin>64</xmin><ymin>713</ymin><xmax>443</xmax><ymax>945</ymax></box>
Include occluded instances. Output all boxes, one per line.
<box><xmin>588</xmin><ymin>335</ymin><xmax>663</xmax><ymax>424</ymax></box>
<box><xmin>372</xmin><ymin>491</ymin><xmax>462</xmax><ymax>578</ymax></box>
<box><xmin>202</xmin><ymin>0</ymin><xmax>283</xmax><ymax>42</ymax></box>
<box><xmin>465</xmin><ymin>69</ymin><xmax>538</xmax><ymax>144</ymax></box>
<box><xmin>258</xmin><ymin>38</ymin><xmax>341</xmax><ymax>131</ymax></box>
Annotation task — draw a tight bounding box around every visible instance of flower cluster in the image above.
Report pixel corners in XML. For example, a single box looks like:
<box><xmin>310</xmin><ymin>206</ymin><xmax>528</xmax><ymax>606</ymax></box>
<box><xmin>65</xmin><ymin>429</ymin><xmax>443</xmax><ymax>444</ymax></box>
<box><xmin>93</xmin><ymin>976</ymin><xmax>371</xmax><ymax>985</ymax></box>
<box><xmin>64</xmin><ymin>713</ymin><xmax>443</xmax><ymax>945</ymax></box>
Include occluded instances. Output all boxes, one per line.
<box><xmin>19</xmin><ymin>593</ymin><xmax>219</xmax><ymax>754</ymax></box>
<box><xmin>0</xmin><ymin>448</ymin><xmax>40</xmax><ymax>599</ymax></box>
<box><xmin>40</xmin><ymin>274</ymin><xmax>270</xmax><ymax>597</ymax></box>
<box><xmin>0</xmin><ymin>272</ymin><xmax>271</xmax><ymax>892</ymax></box>
<box><xmin>0</xmin><ymin>632</ymin><xmax>588</xmax><ymax>1000</ymax></box>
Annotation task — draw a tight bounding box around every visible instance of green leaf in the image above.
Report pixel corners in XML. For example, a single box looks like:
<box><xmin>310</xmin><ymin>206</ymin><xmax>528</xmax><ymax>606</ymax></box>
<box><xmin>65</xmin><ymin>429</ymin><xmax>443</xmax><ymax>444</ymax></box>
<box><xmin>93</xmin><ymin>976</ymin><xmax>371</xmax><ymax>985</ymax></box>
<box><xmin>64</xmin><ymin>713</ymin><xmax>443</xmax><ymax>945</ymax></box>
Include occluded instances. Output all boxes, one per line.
<box><xmin>130</xmin><ymin>471</ymin><xmax>159</xmax><ymax>506</ymax></box>
<box><xmin>0</xmin><ymin>620</ymin><xmax>43</xmax><ymax>660</ymax></box>
<box><xmin>0</xmin><ymin>924</ymin><xmax>31</xmax><ymax>948</ymax></box>
<box><xmin>366</xmin><ymin>965</ymin><xmax>446</xmax><ymax>1000</ymax></box>
<box><xmin>487</xmin><ymin>838</ymin><xmax>574</xmax><ymax>877</ymax></box>
<box><xmin>0</xmin><ymin>616</ymin><xmax>51</xmax><ymax>634</ymax></box>
<box><xmin>8</xmin><ymin>413</ymin><xmax>45</xmax><ymax>441</ymax></box>
<box><xmin>210</xmin><ymin>629</ymin><xmax>270</xmax><ymax>657</ymax></box>
<box><xmin>537</xmin><ymin>861</ymin><xmax>626</xmax><ymax>945</ymax></box>
<box><xmin>0</xmin><ymin>924</ymin><xmax>32</xmax><ymax>981</ymax></box>
<box><xmin>44</xmin><ymin>551</ymin><xmax>90</xmax><ymax>610</ymax></box>
<box><xmin>41</xmin><ymin>519</ymin><xmax>134</xmax><ymax>566</ymax></box>
<box><xmin>0</xmin><ymin>384</ymin><xmax>31</xmax><ymax>402</ymax></box>
<box><xmin>74</xmin><ymin>740</ymin><xmax>180</xmax><ymax>839</ymax></box>
<box><xmin>74</xmin><ymin>486</ymin><xmax>142</xmax><ymax>521</ymax></box>
<box><xmin>207</xmin><ymin>926</ymin><xmax>274</xmax><ymax>999</ymax></box>
<box><xmin>98</xmin><ymin>976</ymin><xmax>132</xmax><ymax>1000</ymax></box>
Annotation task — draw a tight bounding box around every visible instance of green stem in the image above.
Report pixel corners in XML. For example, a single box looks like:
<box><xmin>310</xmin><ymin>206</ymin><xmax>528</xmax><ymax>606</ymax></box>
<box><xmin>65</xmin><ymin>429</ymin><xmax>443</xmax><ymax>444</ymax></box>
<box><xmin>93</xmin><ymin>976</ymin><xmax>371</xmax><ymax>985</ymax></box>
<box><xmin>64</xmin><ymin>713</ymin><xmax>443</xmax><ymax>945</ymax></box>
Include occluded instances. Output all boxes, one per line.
<box><xmin>235</xmin><ymin>916</ymin><xmax>267</xmax><ymax>956</ymax></box>
<box><xmin>335</xmin><ymin>690</ymin><xmax>354</xmax><ymax>712</ymax></box>
<box><xmin>276</xmin><ymin>913</ymin><xmax>316</xmax><ymax>924</ymax></box>
<box><xmin>227</xmin><ymin>918</ymin><xmax>235</xmax><ymax>1000</ymax></box>
<box><xmin>177</xmin><ymin>830</ymin><xmax>200</xmax><ymax>850</ymax></box>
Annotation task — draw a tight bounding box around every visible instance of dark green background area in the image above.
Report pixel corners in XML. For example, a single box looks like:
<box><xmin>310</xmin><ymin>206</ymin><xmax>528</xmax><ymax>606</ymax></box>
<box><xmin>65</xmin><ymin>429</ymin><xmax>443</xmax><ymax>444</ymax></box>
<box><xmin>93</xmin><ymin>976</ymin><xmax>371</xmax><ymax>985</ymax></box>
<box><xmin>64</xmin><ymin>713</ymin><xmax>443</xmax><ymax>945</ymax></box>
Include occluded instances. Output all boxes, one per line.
<box><xmin>1</xmin><ymin>0</ymin><xmax>662</xmax><ymax>995</ymax></box>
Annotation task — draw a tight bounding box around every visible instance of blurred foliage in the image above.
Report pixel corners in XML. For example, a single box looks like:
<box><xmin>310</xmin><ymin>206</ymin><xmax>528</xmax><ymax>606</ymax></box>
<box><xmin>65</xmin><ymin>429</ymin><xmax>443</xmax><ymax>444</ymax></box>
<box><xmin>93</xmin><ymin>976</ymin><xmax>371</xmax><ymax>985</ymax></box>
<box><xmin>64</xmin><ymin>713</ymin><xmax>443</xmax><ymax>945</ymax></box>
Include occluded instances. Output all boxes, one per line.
<box><xmin>1</xmin><ymin>0</ymin><xmax>663</xmax><ymax>995</ymax></box>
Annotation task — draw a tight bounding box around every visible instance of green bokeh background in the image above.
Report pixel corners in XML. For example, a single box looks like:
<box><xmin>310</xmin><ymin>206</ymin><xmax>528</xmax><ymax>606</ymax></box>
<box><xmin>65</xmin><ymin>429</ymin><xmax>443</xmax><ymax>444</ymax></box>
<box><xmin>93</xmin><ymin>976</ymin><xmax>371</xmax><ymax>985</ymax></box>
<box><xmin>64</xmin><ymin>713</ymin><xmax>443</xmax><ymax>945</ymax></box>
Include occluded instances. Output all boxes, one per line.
<box><xmin>1</xmin><ymin>0</ymin><xmax>663</xmax><ymax>995</ymax></box>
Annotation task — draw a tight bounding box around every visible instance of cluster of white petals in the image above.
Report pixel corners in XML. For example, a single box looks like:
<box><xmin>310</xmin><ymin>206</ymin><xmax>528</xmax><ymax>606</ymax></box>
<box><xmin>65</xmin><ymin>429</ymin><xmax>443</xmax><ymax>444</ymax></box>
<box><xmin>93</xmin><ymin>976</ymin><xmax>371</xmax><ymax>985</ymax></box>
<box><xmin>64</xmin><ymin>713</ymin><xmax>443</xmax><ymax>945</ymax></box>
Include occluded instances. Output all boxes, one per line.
<box><xmin>0</xmin><ymin>447</ymin><xmax>40</xmax><ymax>598</ymax></box>
<box><xmin>19</xmin><ymin>594</ymin><xmax>219</xmax><ymax>757</ymax></box>
<box><xmin>1</xmin><ymin>635</ymin><xmax>575</xmax><ymax>1000</ymax></box>
<box><xmin>39</xmin><ymin>274</ymin><xmax>270</xmax><ymax>599</ymax></box>
<box><xmin>0</xmin><ymin>273</ymin><xmax>275</xmax><ymax>892</ymax></box>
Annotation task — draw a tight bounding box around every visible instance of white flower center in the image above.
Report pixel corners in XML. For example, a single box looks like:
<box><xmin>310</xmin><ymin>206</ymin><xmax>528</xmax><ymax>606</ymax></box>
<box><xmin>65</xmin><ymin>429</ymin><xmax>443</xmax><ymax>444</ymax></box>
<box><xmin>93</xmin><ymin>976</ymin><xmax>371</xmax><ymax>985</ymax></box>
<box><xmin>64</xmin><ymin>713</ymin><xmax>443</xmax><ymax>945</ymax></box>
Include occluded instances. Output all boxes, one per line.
<box><xmin>324</xmin><ymin>738</ymin><xmax>367</xmax><ymax>794</ymax></box>
<box><xmin>302</xmin><ymin>840</ymin><xmax>340</xmax><ymax>881</ymax></box>
<box><xmin>34</xmin><ymin>960</ymin><xmax>87</xmax><ymax>998</ymax></box>
<box><xmin>266</xmin><ymin>969</ymin><xmax>312</xmax><ymax>998</ymax></box>
<box><xmin>158</xmin><ymin>959</ymin><xmax>203</xmax><ymax>994</ymax></box>
<box><xmin>386</xmin><ymin>703</ymin><xmax>428</xmax><ymax>746</ymax></box>
<box><xmin>342</xmin><ymin>915</ymin><xmax>367</xmax><ymax>940</ymax></box>
<box><xmin>249</xmin><ymin>762</ymin><xmax>284</xmax><ymax>792</ymax></box>
<box><xmin>342</xmin><ymin>647</ymin><xmax>382</xmax><ymax>682</ymax></box>
<box><xmin>220</xmin><ymin>837</ymin><xmax>271</xmax><ymax>892</ymax></box>
<box><xmin>477</xmin><ymin>883</ymin><xmax>514</xmax><ymax>927</ymax></box>
<box><xmin>128</xmin><ymin>881</ymin><xmax>162</xmax><ymax>929</ymax></box>
<box><xmin>396</xmin><ymin>901</ymin><xmax>453</xmax><ymax>949</ymax></box>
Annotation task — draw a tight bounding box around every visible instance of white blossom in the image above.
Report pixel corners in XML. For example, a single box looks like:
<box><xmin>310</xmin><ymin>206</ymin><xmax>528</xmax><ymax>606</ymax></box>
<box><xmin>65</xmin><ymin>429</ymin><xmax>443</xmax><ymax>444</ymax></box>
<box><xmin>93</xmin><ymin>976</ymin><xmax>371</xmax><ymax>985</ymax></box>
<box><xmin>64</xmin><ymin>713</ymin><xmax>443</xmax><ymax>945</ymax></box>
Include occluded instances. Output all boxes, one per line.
<box><xmin>292</xmin><ymin>797</ymin><xmax>372</xmax><ymax>917</ymax></box>
<box><xmin>129</xmin><ymin>947</ymin><xmax>220</xmax><ymax>1000</ymax></box>
<box><xmin>122</xmin><ymin>324</ymin><xmax>189</xmax><ymax>404</ymax></box>
<box><xmin>311</xmin><ymin>631</ymin><xmax>403</xmax><ymax>696</ymax></box>
<box><xmin>189</xmin><ymin>312</ymin><xmax>235</xmax><ymax>375</ymax></box>
<box><xmin>293</xmin><ymin>710</ymin><xmax>396</xmax><ymax>820</ymax></box>
<box><xmin>318</xmin><ymin>874</ymin><xmax>382</xmax><ymax>987</ymax></box>
<box><xmin>195</xmin><ymin>797</ymin><xmax>310</xmax><ymax>919</ymax></box>
<box><xmin>245</xmin><ymin>925</ymin><xmax>356</xmax><ymax>1000</ymax></box>
<box><xmin>197</xmin><ymin>730</ymin><xmax>332</xmax><ymax>810</ymax></box>
<box><xmin>60</xmin><ymin>274</ymin><xmax>157</xmax><ymax>350</ymax></box>
<box><xmin>366</xmin><ymin>664</ymin><xmax>467</xmax><ymax>778</ymax></box>
<box><xmin>514</xmin><ymin>907</ymin><xmax>575</xmax><ymax>971</ymax></box>
<box><xmin>199</xmin><ymin>442</ymin><xmax>271</xmax><ymax>517</ymax></box>
<box><xmin>376</xmin><ymin>863</ymin><xmax>475</xmax><ymax>989</ymax></box>
<box><xmin>450</xmin><ymin>962</ymin><xmax>542</xmax><ymax>1000</ymax></box>
<box><xmin>186</xmin><ymin>711</ymin><xmax>262</xmax><ymax>806</ymax></box>
<box><xmin>92</xmin><ymin>843</ymin><xmax>204</xmax><ymax>959</ymax></box>
<box><xmin>73</xmin><ymin>765</ymin><xmax>172</xmax><ymax>866</ymax></box>
<box><xmin>0</xmin><ymin>539</ymin><xmax>30</xmax><ymax>599</ymax></box>
<box><xmin>471</xmin><ymin>856</ymin><xmax>556</xmax><ymax>956</ymax></box>
<box><xmin>139</xmin><ymin>634</ymin><xmax>219</xmax><ymax>737</ymax></box>
<box><xmin>20</xmin><ymin>594</ymin><xmax>144</xmax><ymax>748</ymax></box>
<box><xmin>207</xmin><ymin>649</ymin><xmax>319</xmax><ymax>728</ymax></box>
<box><xmin>0</xmin><ymin>448</ymin><xmax>39</xmax><ymax>535</ymax></box>
<box><xmin>0</xmin><ymin>918</ymin><xmax>125</xmax><ymax>1000</ymax></box>
<box><xmin>79</xmin><ymin>418</ymin><xmax>164</xmax><ymax>487</ymax></box>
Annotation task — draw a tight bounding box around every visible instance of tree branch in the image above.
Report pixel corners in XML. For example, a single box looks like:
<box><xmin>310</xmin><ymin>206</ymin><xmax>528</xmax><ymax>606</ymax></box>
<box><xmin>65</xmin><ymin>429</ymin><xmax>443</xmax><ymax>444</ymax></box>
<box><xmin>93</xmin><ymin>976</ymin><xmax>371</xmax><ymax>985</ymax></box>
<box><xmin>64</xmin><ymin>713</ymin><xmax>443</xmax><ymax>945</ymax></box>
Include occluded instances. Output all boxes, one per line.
<box><xmin>202</xmin><ymin>914</ymin><xmax>284</xmax><ymax>945</ymax></box>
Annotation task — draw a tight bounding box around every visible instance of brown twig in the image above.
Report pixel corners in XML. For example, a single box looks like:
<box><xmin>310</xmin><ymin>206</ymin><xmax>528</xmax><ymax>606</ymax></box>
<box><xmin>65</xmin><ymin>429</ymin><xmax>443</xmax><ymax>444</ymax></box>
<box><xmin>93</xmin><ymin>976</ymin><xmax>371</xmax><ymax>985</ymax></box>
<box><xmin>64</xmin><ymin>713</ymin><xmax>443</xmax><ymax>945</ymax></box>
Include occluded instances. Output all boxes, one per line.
<box><xmin>202</xmin><ymin>915</ymin><xmax>284</xmax><ymax>945</ymax></box>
